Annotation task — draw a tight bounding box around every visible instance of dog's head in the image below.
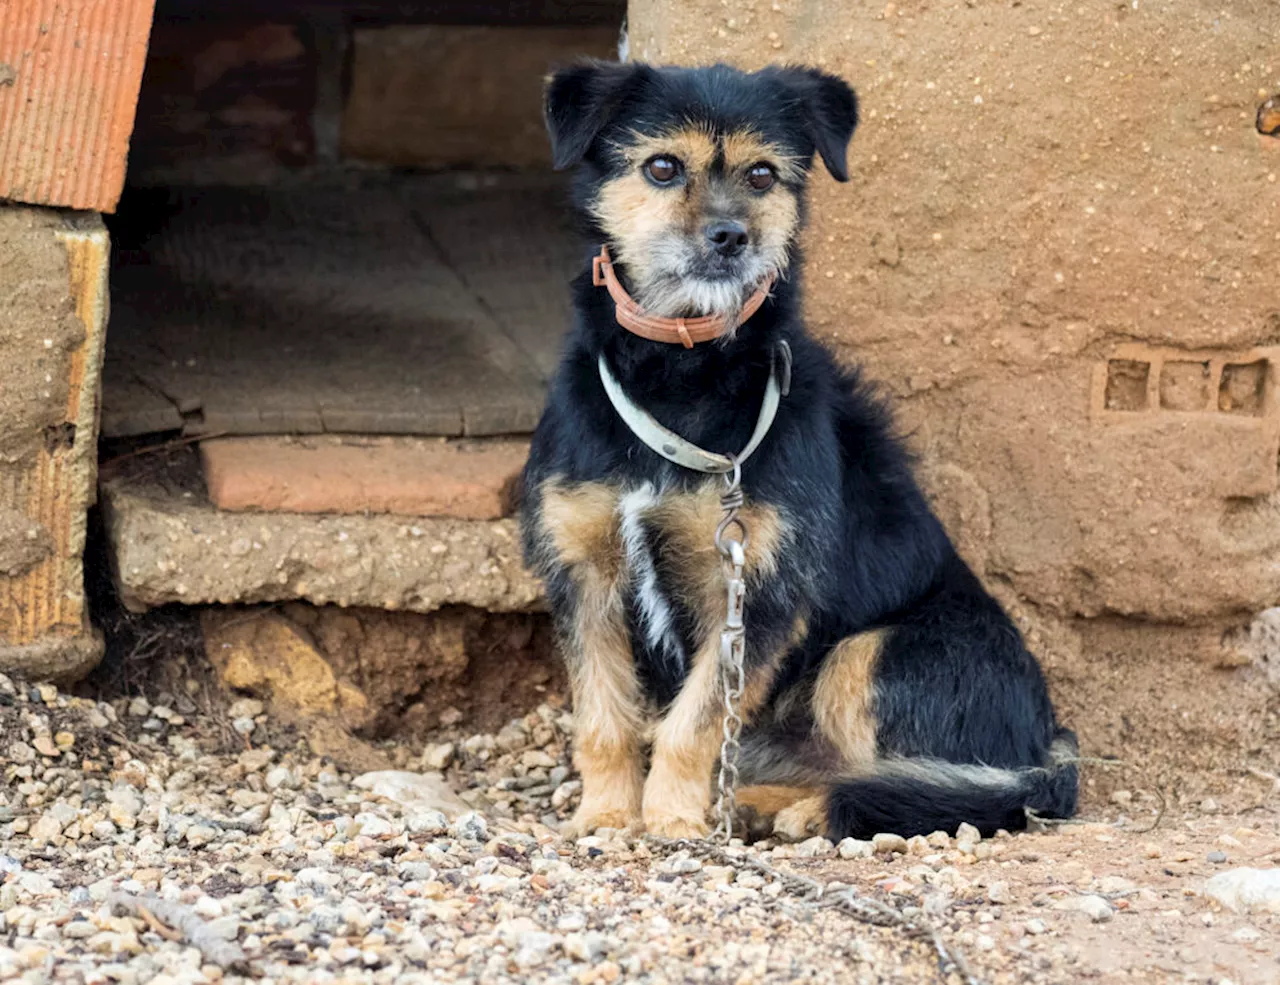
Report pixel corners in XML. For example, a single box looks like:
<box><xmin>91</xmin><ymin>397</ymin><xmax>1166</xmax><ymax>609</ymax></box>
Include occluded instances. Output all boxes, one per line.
<box><xmin>545</xmin><ymin>62</ymin><xmax>857</xmax><ymax>322</ymax></box>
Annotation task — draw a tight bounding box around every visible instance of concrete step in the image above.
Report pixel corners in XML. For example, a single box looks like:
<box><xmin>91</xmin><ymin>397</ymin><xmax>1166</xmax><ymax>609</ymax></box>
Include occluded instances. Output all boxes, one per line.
<box><xmin>100</xmin><ymin>447</ymin><xmax>541</xmax><ymax>615</ymax></box>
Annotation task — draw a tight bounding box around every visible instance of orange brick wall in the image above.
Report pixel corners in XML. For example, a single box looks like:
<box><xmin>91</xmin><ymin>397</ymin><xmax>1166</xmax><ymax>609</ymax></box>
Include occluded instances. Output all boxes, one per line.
<box><xmin>0</xmin><ymin>0</ymin><xmax>156</xmax><ymax>212</ymax></box>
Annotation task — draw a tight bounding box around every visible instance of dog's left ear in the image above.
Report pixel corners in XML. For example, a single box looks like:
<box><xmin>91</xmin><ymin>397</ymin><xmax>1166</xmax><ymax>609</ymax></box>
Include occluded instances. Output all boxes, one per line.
<box><xmin>774</xmin><ymin>66</ymin><xmax>859</xmax><ymax>182</ymax></box>
<box><xmin>544</xmin><ymin>60</ymin><xmax>645</xmax><ymax>170</ymax></box>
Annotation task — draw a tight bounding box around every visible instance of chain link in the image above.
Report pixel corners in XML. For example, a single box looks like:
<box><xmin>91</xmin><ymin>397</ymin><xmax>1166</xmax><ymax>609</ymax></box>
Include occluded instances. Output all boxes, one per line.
<box><xmin>712</xmin><ymin>457</ymin><xmax>748</xmax><ymax>844</ymax></box>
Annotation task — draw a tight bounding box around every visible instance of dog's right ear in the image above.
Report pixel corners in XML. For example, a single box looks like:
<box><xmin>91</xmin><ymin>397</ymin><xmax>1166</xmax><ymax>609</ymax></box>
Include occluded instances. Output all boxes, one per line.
<box><xmin>544</xmin><ymin>61</ymin><xmax>642</xmax><ymax>170</ymax></box>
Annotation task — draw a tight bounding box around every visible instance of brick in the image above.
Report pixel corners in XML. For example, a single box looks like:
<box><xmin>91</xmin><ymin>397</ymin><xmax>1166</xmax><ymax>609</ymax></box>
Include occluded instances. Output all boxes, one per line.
<box><xmin>199</xmin><ymin>435</ymin><xmax>529</xmax><ymax>519</ymax></box>
<box><xmin>0</xmin><ymin>208</ymin><xmax>109</xmax><ymax>681</ymax></box>
<box><xmin>341</xmin><ymin>25</ymin><xmax>617</xmax><ymax>169</ymax></box>
<box><xmin>0</xmin><ymin>0</ymin><xmax>156</xmax><ymax>212</ymax></box>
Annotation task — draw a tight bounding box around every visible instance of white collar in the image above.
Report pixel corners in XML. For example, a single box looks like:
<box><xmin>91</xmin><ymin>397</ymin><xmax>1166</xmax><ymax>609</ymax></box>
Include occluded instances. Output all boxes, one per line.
<box><xmin>596</xmin><ymin>341</ymin><xmax>791</xmax><ymax>474</ymax></box>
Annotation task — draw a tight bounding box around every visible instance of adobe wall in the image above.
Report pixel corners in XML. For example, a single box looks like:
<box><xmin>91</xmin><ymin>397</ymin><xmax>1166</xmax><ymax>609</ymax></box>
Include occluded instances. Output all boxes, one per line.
<box><xmin>629</xmin><ymin>0</ymin><xmax>1280</xmax><ymax>632</ymax></box>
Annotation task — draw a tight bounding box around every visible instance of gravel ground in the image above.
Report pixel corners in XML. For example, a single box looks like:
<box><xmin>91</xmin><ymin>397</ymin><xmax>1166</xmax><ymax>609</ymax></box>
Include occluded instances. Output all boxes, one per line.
<box><xmin>2</xmin><ymin>673</ymin><xmax>1279</xmax><ymax>985</ymax></box>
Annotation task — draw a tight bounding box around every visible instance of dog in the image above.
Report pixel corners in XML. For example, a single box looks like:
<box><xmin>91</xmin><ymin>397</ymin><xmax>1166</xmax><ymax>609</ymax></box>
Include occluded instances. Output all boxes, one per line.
<box><xmin>520</xmin><ymin>60</ymin><xmax>1078</xmax><ymax>842</ymax></box>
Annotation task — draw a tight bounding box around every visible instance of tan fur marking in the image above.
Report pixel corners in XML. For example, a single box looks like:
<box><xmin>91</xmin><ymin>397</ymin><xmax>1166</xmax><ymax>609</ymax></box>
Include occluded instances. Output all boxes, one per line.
<box><xmin>591</xmin><ymin>127</ymin><xmax>718</xmax><ymax>306</ymax></box>
<box><xmin>812</xmin><ymin>629</ymin><xmax>886</xmax><ymax>767</ymax></box>
<box><xmin>563</xmin><ymin>584</ymin><xmax>645</xmax><ymax>837</ymax></box>
<box><xmin>540</xmin><ymin>479</ymin><xmax>644</xmax><ymax>836</ymax></box>
<box><xmin>649</xmin><ymin>484</ymin><xmax>785</xmax><ymax>635</ymax></box>
<box><xmin>643</xmin><ymin>632</ymin><xmax>782</xmax><ymax>839</ymax></box>
<box><xmin>593</xmin><ymin>124</ymin><xmax>718</xmax><ymax>253</ymax></box>
<box><xmin>747</xmin><ymin>185</ymin><xmax>800</xmax><ymax>262</ymax></box>
<box><xmin>616</xmin><ymin>125</ymin><xmax>718</xmax><ymax>172</ymax></box>
<box><xmin>722</xmin><ymin>130</ymin><xmax>802</xmax><ymax>260</ymax></box>
<box><xmin>590</xmin><ymin>170</ymin><xmax>686</xmax><ymax>305</ymax></box>
<box><xmin>736</xmin><ymin>784</ymin><xmax>824</xmax><ymax>817</ymax></box>
<box><xmin>773</xmin><ymin>795</ymin><xmax>830</xmax><ymax>841</ymax></box>
<box><xmin>720</xmin><ymin>130</ymin><xmax>805</xmax><ymax>183</ymax></box>
<box><xmin>540</xmin><ymin>479</ymin><xmax>622</xmax><ymax>571</ymax></box>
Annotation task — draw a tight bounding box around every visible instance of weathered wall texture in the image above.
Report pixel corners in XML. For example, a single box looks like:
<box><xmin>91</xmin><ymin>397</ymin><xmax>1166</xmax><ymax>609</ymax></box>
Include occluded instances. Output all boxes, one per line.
<box><xmin>0</xmin><ymin>207</ymin><xmax>109</xmax><ymax>680</ymax></box>
<box><xmin>629</xmin><ymin>0</ymin><xmax>1280</xmax><ymax>633</ymax></box>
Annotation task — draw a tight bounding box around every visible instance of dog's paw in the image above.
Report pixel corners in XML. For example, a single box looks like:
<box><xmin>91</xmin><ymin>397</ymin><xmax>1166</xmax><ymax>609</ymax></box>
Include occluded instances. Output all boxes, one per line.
<box><xmin>772</xmin><ymin>796</ymin><xmax>828</xmax><ymax>842</ymax></box>
<box><xmin>561</xmin><ymin>805</ymin><xmax>641</xmax><ymax>841</ymax></box>
<box><xmin>643</xmin><ymin>811</ymin><xmax>710</xmax><ymax>841</ymax></box>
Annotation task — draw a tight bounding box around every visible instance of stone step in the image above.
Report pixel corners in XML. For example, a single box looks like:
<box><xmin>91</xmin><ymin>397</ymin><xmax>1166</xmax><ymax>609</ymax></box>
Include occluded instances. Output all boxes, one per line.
<box><xmin>100</xmin><ymin>448</ymin><xmax>541</xmax><ymax>615</ymax></box>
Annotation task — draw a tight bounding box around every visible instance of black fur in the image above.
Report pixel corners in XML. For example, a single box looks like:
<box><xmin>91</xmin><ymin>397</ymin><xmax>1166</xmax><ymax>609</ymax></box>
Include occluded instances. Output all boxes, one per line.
<box><xmin>523</xmin><ymin>61</ymin><xmax>1076</xmax><ymax>839</ymax></box>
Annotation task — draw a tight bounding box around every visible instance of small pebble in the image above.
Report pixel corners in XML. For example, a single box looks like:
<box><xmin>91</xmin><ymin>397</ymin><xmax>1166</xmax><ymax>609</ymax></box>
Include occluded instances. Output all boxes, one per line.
<box><xmin>872</xmin><ymin>833</ymin><xmax>909</xmax><ymax>855</ymax></box>
<box><xmin>837</xmin><ymin>838</ymin><xmax>874</xmax><ymax>859</ymax></box>
<box><xmin>1055</xmin><ymin>894</ymin><xmax>1114</xmax><ymax>923</ymax></box>
<box><xmin>227</xmin><ymin>698</ymin><xmax>265</xmax><ymax>719</ymax></box>
<box><xmin>794</xmin><ymin>836</ymin><xmax>835</xmax><ymax>858</ymax></box>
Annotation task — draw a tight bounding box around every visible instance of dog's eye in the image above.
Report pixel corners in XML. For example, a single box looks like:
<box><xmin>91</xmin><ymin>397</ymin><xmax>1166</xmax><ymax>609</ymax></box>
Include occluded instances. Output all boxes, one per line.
<box><xmin>645</xmin><ymin>156</ymin><xmax>682</xmax><ymax>184</ymax></box>
<box><xmin>747</xmin><ymin>164</ymin><xmax>776</xmax><ymax>191</ymax></box>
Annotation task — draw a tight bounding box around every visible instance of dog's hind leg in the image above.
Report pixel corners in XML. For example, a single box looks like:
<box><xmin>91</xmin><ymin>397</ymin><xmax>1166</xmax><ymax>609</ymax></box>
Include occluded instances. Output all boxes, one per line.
<box><xmin>735</xmin><ymin>784</ymin><xmax>824</xmax><ymax>815</ymax></box>
<box><xmin>810</xmin><ymin>628</ymin><xmax>886</xmax><ymax>772</ymax></box>
<box><xmin>746</xmin><ymin>628</ymin><xmax>885</xmax><ymax>841</ymax></box>
<box><xmin>736</xmin><ymin>785</ymin><xmax>826</xmax><ymax>840</ymax></box>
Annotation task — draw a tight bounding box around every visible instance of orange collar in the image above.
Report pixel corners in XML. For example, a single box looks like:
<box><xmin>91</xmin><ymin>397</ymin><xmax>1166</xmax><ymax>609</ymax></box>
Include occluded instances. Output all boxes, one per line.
<box><xmin>591</xmin><ymin>245</ymin><xmax>775</xmax><ymax>348</ymax></box>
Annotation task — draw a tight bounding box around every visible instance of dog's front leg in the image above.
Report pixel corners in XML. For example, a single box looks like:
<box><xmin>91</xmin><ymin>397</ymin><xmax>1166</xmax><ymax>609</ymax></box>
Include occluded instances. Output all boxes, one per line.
<box><xmin>643</xmin><ymin>641</ymin><xmax>776</xmax><ymax>840</ymax></box>
<box><xmin>642</xmin><ymin>640</ymin><xmax>723</xmax><ymax>839</ymax></box>
<box><xmin>561</xmin><ymin>591</ymin><xmax>646</xmax><ymax>839</ymax></box>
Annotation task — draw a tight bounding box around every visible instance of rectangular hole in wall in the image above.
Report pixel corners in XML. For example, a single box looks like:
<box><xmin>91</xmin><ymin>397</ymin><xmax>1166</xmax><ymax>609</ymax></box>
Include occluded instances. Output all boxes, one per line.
<box><xmin>1219</xmin><ymin>360</ymin><xmax>1268</xmax><ymax>416</ymax></box>
<box><xmin>100</xmin><ymin>5</ymin><xmax>625</xmax><ymax>443</ymax></box>
<box><xmin>1159</xmin><ymin>360</ymin><xmax>1211</xmax><ymax>411</ymax></box>
<box><xmin>1104</xmin><ymin>359</ymin><xmax>1151</xmax><ymax>411</ymax></box>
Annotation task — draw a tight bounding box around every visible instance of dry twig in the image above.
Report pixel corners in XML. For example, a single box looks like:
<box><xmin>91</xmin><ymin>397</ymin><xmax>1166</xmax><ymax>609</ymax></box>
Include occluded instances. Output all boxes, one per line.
<box><xmin>109</xmin><ymin>891</ymin><xmax>246</xmax><ymax>969</ymax></box>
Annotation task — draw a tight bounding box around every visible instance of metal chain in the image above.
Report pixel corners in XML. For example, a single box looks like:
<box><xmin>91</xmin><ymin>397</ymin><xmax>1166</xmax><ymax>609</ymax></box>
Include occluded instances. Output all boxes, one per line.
<box><xmin>712</xmin><ymin>458</ymin><xmax>748</xmax><ymax>844</ymax></box>
<box><xmin>682</xmin><ymin>460</ymin><xmax>983</xmax><ymax>983</ymax></box>
<box><xmin>644</xmin><ymin>369</ymin><xmax>980</xmax><ymax>983</ymax></box>
<box><xmin>646</xmin><ymin>837</ymin><xmax>984</xmax><ymax>985</ymax></box>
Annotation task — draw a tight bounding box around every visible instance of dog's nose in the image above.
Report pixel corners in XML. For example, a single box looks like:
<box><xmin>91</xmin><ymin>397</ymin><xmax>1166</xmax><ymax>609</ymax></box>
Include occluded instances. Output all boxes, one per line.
<box><xmin>705</xmin><ymin>220</ymin><xmax>750</xmax><ymax>257</ymax></box>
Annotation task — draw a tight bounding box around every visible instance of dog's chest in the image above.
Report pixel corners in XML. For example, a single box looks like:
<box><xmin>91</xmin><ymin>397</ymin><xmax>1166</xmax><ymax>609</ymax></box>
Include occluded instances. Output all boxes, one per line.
<box><xmin>615</xmin><ymin>483</ymin><xmax>706</xmax><ymax>677</ymax></box>
<box><xmin>540</xmin><ymin>477</ymin><xmax>785</xmax><ymax>680</ymax></box>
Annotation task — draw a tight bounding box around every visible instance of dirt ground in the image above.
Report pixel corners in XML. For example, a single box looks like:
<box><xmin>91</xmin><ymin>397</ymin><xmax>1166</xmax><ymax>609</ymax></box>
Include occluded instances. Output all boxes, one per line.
<box><xmin>26</xmin><ymin>558</ymin><xmax>1273</xmax><ymax>984</ymax></box>
<box><xmin>811</xmin><ymin>810</ymin><xmax>1280</xmax><ymax>984</ymax></box>
<box><xmin>0</xmin><ymin>613</ymin><xmax>1251</xmax><ymax>985</ymax></box>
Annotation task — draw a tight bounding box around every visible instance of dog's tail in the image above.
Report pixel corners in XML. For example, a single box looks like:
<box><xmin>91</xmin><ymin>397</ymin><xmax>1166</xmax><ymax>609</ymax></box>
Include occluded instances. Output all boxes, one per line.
<box><xmin>825</xmin><ymin>728</ymin><xmax>1079</xmax><ymax>840</ymax></box>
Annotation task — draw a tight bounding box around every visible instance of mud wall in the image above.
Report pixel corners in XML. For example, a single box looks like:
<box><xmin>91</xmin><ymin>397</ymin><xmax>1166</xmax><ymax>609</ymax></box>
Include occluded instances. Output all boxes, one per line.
<box><xmin>629</xmin><ymin>0</ymin><xmax>1280</xmax><ymax>634</ymax></box>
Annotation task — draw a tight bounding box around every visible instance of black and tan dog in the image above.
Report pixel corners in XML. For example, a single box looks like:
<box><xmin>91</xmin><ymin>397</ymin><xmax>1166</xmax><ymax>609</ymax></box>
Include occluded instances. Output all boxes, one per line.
<box><xmin>521</xmin><ymin>60</ymin><xmax>1078</xmax><ymax>841</ymax></box>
